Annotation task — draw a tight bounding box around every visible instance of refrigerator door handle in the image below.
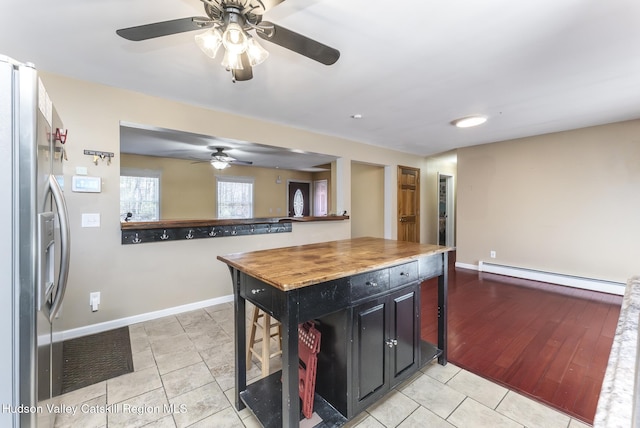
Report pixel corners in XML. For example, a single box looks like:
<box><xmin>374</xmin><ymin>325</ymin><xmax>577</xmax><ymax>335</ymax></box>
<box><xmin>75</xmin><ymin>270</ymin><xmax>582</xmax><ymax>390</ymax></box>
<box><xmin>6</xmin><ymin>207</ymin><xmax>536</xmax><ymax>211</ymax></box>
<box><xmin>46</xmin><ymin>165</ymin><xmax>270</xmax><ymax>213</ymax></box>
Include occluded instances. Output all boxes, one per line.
<box><xmin>45</xmin><ymin>174</ymin><xmax>70</xmax><ymax>322</ymax></box>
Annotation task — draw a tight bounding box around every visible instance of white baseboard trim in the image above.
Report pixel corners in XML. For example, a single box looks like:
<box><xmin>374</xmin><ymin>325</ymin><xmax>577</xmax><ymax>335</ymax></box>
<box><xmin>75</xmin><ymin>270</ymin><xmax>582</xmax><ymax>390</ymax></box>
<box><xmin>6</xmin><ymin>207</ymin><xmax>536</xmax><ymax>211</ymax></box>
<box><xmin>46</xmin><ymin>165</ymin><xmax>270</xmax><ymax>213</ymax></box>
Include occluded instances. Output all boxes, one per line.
<box><xmin>478</xmin><ymin>261</ymin><xmax>625</xmax><ymax>296</ymax></box>
<box><xmin>455</xmin><ymin>262</ymin><xmax>478</xmax><ymax>271</ymax></box>
<box><xmin>56</xmin><ymin>294</ymin><xmax>234</xmax><ymax>342</ymax></box>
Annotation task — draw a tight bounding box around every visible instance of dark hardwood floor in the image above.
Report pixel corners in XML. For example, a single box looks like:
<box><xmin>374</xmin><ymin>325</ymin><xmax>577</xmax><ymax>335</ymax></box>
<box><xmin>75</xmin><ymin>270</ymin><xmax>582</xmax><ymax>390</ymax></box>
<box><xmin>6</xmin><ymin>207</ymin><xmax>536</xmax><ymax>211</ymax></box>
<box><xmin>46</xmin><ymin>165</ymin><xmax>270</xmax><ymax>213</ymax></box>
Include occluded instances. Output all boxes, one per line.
<box><xmin>421</xmin><ymin>254</ymin><xmax>623</xmax><ymax>424</ymax></box>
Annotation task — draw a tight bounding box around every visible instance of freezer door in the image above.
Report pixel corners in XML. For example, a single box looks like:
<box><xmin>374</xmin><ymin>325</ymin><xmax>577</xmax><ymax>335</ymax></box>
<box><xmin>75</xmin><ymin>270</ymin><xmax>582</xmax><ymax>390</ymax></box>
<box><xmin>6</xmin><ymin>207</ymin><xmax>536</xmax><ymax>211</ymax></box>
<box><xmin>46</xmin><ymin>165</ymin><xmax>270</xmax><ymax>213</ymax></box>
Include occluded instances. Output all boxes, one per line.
<box><xmin>0</xmin><ymin>55</ymin><xmax>18</xmax><ymax>428</ymax></box>
<box><xmin>36</xmin><ymin>211</ymin><xmax>55</xmax><ymax>404</ymax></box>
<box><xmin>35</xmin><ymin>79</ymin><xmax>57</xmax><ymax>428</ymax></box>
<box><xmin>48</xmin><ymin>107</ymin><xmax>70</xmax><ymax>325</ymax></box>
<box><xmin>46</xmin><ymin>107</ymin><xmax>70</xmax><ymax>401</ymax></box>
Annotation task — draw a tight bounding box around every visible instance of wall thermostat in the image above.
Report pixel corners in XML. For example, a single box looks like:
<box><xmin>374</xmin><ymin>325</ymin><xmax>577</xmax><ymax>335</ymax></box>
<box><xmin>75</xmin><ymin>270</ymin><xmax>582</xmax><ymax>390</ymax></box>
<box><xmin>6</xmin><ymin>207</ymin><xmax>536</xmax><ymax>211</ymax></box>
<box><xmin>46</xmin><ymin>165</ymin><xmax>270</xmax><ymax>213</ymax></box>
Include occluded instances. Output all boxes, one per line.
<box><xmin>71</xmin><ymin>175</ymin><xmax>101</xmax><ymax>193</ymax></box>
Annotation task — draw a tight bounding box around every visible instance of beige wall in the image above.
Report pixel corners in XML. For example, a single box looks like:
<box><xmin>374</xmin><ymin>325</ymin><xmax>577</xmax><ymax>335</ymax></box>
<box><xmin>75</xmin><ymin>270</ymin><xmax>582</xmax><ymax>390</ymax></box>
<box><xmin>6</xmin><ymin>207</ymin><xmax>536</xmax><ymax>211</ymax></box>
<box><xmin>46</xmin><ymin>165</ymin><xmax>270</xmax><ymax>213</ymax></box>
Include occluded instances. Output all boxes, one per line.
<box><xmin>121</xmin><ymin>153</ymin><xmax>320</xmax><ymax>219</ymax></box>
<box><xmin>41</xmin><ymin>72</ymin><xmax>422</xmax><ymax>331</ymax></box>
<box><xmin>351</xmin><ymin>162</ymin><xmax>385</xmax><ymax>238</ymax></box>
<box><xmin>456</xmin><ymin>119</ymin><xmax>640</xmax><ymax>283</ymax></box>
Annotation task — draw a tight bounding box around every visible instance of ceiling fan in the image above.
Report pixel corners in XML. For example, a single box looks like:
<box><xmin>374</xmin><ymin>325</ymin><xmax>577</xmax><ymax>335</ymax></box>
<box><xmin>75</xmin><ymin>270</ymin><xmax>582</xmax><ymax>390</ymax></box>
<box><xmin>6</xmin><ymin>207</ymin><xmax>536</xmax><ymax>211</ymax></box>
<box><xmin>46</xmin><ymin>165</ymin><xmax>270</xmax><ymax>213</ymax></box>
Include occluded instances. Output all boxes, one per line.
<box><xmin>196</xmin><ymin>147</ymin><xmax>253</xmax><ymax>169</ymax></box>
<box><xmin>116</xmin><ymin>0</ymin><xmax>340</xmax><ymax>82</ymax></box>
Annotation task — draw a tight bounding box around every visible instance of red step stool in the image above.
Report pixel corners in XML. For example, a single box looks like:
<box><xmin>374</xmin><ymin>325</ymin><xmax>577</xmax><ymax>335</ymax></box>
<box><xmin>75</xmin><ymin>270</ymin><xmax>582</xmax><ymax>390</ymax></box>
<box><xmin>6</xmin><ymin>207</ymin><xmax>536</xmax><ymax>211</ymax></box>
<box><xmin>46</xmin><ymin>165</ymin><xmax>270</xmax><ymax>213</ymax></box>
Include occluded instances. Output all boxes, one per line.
<box><xmin>298</xmin><ymin>321</ymin><xmax>321</xmax><ymax>420</ymax></box>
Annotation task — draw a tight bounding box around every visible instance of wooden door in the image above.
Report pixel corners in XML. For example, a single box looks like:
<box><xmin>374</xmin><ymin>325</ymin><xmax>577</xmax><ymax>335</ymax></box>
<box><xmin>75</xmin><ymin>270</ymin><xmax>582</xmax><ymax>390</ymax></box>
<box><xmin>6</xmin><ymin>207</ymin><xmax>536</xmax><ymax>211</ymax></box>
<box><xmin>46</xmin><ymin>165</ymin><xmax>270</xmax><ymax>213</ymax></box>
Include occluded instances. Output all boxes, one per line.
<box><xmin>288</xmin><ymin>181</ymin><xmax>310</xmax><ymax>217</ymax></box>
<box><xmin>397</xmin><ymin>166</ymin><xmax>420</xmax><ymax>242</ymax></box>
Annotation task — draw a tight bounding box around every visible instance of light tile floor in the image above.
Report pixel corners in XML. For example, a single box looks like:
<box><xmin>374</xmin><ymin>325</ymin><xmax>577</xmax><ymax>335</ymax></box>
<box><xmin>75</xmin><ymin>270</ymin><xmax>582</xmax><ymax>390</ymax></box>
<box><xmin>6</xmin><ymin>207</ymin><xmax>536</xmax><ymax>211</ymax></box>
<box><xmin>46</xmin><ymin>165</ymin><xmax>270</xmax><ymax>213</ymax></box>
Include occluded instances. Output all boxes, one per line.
<box><xmin>52</xmin><ymin>303</ymin><xmax>592</xmax><ymax>428</ymax></box>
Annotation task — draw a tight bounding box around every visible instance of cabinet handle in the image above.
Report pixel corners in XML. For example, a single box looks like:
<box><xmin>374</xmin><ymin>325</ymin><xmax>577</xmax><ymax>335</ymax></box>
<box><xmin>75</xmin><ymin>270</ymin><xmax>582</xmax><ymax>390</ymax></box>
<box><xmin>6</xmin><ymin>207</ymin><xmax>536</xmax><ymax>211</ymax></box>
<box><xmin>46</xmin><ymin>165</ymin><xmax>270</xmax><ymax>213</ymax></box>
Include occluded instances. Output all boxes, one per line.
<box><xmin>366</xmin><ymin>281</ymin><xmax>378</xmax><ymax>287</ymax></box>
<box><xmin>251</xmin><ymin>288</ymin><xmax>266</xmax><ymax>295</ymax></box>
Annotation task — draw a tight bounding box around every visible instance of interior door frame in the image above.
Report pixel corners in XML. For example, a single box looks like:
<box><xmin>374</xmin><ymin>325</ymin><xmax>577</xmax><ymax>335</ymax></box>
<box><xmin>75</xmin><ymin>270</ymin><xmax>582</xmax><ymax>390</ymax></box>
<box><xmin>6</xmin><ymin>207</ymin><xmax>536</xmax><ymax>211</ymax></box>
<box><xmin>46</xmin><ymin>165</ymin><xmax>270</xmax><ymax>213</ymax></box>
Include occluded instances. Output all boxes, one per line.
<box><xmin>437</xmin><ymin>173</ymin><xmax>455</xmax><ymax>247</ymax></box>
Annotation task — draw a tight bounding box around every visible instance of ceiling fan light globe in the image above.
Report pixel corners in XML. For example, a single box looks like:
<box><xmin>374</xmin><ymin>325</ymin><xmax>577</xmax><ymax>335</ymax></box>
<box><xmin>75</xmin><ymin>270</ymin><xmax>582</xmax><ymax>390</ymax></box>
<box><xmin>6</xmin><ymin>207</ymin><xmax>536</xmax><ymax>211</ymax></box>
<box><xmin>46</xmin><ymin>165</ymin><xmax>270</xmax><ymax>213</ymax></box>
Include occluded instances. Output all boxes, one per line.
<box><xmin>221</xmin><ymin>50</ymin><xmax>244</xmax><ymax>70</ymax></box>
<box><xmin>195</xmin><ymin>28</ymin><xmax>223</xmax><ymax>59</ymax></box>
<box><xmin>222</xmin><ymin>23</ymin><xmax>248</xmax><ymax>54</ymax></box>
<box><xmin>211</xmin><ymin>160</ymin><xmax>230</xmax><ymax>169</ymax></box>
<box><xmin>246</xmin><ymin>38</ymin><xmax>269</xmax><ymax>66</ymax></box>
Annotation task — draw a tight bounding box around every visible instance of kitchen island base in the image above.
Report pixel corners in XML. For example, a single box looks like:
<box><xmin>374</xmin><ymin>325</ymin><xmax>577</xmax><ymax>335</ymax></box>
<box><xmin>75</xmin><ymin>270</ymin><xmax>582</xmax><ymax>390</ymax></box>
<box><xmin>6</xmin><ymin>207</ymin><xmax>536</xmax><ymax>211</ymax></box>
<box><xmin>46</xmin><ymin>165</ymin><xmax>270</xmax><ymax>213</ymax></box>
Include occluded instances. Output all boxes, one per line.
<box><xmin>218</xmin><ymin>238</ymin><xmax>450</xmax><ymax>428</ymax></box>
<box><xmin>241</xmin><ymin>370</ymin><xmax>347</xmax><ymax>427</ymax></box>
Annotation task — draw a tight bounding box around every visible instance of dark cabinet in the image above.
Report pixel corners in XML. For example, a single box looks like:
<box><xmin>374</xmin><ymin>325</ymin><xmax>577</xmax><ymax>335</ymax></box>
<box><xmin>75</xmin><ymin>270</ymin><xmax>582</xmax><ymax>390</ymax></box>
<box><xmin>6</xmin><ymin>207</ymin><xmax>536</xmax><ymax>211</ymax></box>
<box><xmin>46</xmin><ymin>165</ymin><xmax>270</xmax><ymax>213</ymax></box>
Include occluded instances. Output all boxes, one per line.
<box><xmin>316</xmin><ymin>280</ymin><xmax>420</xmax><ymax>419</ymax></box>
<box><xmin>353</xmin><ymin>298</ymin><xmax>386</xmax><ymax>405</ymax></box>
<box><xmin>225</xmin><ymin>245</ymin><xmax>448</xmax><ymax>428</ymax></box>
<box><xmin>352</xmin><ymin>285</ymin><xmax>419</xmax><ymax>414</ymax></box>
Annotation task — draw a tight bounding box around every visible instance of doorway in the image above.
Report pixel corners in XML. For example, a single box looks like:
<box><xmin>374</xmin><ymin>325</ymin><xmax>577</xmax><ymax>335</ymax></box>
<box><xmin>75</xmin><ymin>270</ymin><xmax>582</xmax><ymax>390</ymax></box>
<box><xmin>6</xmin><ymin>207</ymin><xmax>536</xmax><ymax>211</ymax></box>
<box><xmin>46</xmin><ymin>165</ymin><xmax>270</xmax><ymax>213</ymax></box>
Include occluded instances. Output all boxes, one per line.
<box><xmin>351</xmin><ymin>162</ymin><xmax>385</xmax><ymax>238</ymax></box>
<box><xmin>397</xmin><ymin>166</ymin><xmax>420</xmax><ymax>242</ymax></box>
<box><xmin>438</xmin><ymin>174</ymin><xmax>455</xmax><ymax>247</ymax></box>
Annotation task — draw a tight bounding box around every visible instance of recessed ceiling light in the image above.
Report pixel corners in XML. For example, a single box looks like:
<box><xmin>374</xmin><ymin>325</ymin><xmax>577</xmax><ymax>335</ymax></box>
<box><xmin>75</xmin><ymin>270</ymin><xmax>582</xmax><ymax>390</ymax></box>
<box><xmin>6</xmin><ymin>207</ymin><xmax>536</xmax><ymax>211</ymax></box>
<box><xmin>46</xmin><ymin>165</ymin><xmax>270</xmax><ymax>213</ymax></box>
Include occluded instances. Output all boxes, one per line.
<box><xmin>451</xmin><ymin>115</ymin><xmax>487</xmax><ymax>128</ymax></box>
<box><xmin>351</xmin><ymin>114</ymin><xmax>363</xmax><ymax>119</ymax></box>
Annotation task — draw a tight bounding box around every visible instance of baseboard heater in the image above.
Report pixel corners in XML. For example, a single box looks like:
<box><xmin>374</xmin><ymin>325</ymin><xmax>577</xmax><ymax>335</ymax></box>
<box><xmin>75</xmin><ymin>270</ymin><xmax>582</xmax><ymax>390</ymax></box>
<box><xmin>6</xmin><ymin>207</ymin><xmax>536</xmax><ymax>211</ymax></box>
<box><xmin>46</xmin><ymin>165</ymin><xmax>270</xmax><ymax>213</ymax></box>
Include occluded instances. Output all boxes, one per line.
<box><xmin>477</xmin><ymin>261</ymin><xmax>625</xmax><ymax>296</ymax></box>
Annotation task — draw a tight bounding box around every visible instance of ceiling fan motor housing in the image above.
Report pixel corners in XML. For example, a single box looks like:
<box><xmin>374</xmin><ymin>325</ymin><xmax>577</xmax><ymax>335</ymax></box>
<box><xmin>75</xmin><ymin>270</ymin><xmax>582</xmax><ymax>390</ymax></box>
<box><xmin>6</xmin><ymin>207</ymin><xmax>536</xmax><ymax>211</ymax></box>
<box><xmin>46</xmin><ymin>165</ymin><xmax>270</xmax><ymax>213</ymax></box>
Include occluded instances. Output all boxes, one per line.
<box><xmin>204</xmin><ymin>0</ymin><xmax>266</xmax><ymax>27</ymax></box>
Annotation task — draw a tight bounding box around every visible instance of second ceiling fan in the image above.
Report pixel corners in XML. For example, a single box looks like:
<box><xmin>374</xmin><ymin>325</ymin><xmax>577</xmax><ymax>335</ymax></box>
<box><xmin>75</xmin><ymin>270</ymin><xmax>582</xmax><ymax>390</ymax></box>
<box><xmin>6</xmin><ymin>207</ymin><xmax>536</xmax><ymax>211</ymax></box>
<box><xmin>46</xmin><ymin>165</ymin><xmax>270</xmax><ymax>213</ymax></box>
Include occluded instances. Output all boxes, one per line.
<box><xmin>116</xmin><ymin>0</ymin><xmax>340</xmax><ymax>82</ymax></box>
<box><xmin>190</xmin><ymin>147</ymin><xmax>254</xmax><ymax>169</ymax></box>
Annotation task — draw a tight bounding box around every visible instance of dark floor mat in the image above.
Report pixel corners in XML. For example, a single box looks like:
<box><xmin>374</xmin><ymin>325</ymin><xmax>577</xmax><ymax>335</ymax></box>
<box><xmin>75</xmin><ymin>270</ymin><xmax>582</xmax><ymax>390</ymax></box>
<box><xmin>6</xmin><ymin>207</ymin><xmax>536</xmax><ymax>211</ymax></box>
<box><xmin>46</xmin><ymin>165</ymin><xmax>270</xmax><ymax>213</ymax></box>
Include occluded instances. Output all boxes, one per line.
<box><xmin>61</xmin><ymin>326</ymin><xmax>134</xmax><ymax>394</ymax></box>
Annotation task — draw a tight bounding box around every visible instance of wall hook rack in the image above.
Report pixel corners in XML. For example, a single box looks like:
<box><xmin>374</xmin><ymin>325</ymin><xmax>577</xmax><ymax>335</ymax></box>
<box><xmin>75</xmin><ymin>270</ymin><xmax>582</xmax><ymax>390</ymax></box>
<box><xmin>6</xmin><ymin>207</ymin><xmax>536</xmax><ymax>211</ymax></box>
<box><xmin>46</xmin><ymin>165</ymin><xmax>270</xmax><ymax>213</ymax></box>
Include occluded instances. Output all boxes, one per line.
<box><xmin>84</xmin><ymin>149</ymin><xmax>114</xmax><ymax>166</ymax></box>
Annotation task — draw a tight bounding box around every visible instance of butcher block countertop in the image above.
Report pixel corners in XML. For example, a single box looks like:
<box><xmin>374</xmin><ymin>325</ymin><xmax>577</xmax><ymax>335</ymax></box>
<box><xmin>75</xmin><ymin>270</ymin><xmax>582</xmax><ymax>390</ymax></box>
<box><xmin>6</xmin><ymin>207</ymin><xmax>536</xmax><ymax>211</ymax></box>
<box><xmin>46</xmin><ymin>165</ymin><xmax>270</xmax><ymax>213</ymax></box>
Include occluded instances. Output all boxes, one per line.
<box><xmin>217</xmin><ymin>237</ymin><xmax>451</xmax><ymax>291</ymax></box>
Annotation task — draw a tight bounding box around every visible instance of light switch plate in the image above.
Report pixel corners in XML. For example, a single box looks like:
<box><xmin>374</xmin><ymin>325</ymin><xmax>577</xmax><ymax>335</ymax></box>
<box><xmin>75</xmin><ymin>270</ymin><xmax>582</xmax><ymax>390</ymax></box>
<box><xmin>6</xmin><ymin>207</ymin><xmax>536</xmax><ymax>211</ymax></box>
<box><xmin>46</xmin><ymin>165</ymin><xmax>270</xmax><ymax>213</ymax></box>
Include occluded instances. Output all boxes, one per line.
<box><xmin>81</xmin><ymin>213</ymin><xmax>100</xmax><ymax>228</ymax></box>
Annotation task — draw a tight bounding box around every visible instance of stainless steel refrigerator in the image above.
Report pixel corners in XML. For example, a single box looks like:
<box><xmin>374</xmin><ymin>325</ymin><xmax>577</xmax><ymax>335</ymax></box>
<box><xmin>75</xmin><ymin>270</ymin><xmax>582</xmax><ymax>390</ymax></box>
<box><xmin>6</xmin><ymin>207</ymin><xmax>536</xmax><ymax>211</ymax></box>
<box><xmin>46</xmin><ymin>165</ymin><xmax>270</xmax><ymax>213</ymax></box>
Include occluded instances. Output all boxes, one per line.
<box><xmin>1</xmin><ymin>55</ymin><xmax>71</xmax><ymax>427</ymax></box>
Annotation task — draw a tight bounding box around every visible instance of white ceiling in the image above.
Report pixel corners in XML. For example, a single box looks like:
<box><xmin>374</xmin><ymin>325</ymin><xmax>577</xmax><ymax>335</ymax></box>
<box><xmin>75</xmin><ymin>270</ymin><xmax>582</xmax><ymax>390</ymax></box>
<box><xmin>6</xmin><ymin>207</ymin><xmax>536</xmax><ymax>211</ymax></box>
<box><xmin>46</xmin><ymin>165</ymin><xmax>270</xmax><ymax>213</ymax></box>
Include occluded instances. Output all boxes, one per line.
<box><xmin>3</xmin><ymin>0</ymin><xmax>640</xmax><ymax>158</ymax></box>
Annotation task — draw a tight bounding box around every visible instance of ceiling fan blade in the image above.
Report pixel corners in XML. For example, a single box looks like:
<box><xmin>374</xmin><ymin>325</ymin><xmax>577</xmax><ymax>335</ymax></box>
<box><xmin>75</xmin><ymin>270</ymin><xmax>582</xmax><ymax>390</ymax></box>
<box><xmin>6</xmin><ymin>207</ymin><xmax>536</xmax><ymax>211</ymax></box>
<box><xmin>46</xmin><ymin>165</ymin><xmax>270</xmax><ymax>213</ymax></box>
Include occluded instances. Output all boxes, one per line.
<box><xmin>231</xmin><ymin>160</ymin><xmax>254</xmax><ymax>165</ymax></box>
<box><xmin>232</xmin><ymin>53</ymin><xmax>253</xmax><ymax>82</ymax></box>
<box><xmin>255</xmin><ymin>0</ymin><xmax>286</xmax><ymax>13</ymax></box>
<box><xmin>116</xmin><ymin>17</ymin><xmax>213</xmax><ymax>41</ymax></box>
<box><xmin>256</xmin><ymin>22</ymin><xmax>340</xmax><ymax>65</ymax></box>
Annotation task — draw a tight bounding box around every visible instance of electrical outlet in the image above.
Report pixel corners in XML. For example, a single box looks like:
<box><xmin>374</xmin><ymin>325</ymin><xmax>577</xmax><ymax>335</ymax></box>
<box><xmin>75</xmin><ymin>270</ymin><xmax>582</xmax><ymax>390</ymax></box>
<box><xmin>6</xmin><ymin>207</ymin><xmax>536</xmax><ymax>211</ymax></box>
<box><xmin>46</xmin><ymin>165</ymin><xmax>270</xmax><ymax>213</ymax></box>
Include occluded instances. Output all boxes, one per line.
<box><xmin>490</xmin><ymin>251</ymin><xmax>496</xmax><ymax>259</ymax></box>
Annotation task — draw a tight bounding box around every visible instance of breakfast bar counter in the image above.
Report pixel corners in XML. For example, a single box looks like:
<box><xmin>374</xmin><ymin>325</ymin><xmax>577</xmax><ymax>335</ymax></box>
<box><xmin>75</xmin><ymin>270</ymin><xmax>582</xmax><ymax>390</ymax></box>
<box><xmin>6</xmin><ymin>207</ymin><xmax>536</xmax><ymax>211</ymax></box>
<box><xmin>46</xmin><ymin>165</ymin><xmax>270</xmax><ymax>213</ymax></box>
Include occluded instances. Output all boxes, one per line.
<box><xmin>217</xmin><ymin>237</ymin><xmax>451</xmax><ymax>427</ymax></box>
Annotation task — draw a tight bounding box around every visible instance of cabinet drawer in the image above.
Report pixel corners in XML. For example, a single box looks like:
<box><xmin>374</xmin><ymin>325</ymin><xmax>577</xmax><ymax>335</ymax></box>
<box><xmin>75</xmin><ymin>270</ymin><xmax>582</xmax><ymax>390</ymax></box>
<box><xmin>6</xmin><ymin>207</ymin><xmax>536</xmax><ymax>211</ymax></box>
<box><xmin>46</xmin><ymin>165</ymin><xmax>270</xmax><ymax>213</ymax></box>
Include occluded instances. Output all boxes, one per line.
<box><xmin>240</xmin><ymin>273</ymin><xmax>273</xmax><ymax>310</ymax></box>
<box><xmin>389</xmin><ymin>261</ymin><xmax>418</xmax><ymax>289</ymax></box>
<box><xmin>298</xmin><ymin>278</ymin><xmax>350</xmax><ymax>320</ymax></box>
<box><xmin>418</xmin><ymin>254</ymin><xmax>443</xmax><ymax>280</ymax></box>
<box><xmin>350</xmin><ymin>269</ymin><xmax>389</xmax><ymax>302</ymax></box>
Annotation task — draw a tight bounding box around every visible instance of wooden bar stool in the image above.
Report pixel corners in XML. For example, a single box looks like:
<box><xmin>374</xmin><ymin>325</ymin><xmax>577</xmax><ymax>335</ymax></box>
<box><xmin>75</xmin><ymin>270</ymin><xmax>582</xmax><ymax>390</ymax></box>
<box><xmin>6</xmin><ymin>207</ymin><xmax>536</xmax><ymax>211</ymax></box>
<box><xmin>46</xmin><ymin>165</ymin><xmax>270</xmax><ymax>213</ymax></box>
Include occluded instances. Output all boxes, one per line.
<box><xmin>247</xmin><ymin>306</ymin><xmax>282</xmax><ymax>377</ymax></box>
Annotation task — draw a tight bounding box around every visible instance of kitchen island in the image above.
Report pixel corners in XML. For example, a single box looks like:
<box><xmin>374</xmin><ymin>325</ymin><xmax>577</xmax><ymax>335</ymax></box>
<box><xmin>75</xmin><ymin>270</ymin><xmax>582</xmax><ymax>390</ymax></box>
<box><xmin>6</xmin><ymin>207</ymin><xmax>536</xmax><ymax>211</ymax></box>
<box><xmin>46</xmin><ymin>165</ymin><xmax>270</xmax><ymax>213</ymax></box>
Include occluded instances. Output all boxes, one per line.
<box><xmin>217</xmin><ymin>237</ymin><xmax>450</xmax><ymax>428</ymax></box>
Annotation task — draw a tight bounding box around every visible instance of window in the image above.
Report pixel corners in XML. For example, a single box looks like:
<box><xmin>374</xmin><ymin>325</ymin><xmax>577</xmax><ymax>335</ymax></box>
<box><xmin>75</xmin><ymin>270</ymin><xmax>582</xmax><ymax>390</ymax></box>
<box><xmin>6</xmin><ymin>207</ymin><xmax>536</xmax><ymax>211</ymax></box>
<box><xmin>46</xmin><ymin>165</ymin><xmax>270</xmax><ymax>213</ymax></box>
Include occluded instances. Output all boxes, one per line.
<box><xmin>217</xmin><ymin>176</ymin><xmax>254</xmax><ymax>219</ymax></box>
<box><xmin>120</xmin><ymin>168</ymin><xmax>160</xmax><ymax>221</ymax></box>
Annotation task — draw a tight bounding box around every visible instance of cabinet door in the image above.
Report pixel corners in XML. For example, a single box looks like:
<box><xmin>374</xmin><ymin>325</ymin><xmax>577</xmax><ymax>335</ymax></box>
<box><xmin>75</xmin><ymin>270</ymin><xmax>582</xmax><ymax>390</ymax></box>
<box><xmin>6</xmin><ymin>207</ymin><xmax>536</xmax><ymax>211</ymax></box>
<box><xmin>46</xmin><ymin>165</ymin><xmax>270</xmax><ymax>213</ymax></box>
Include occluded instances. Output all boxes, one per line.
<box><xmin>351</xmin><ymin>284</ymin><xmax>420</xmax><ymax>416</ymax></box>
<box><xmin>390</xmin><ymin>287</ymin><xmax>419</xmax><ymax>383</ymax></box>
<box><xmin>352</xmin><ymin>297</ymin><xmax>387</xmax><ymax>410</ymax></box>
